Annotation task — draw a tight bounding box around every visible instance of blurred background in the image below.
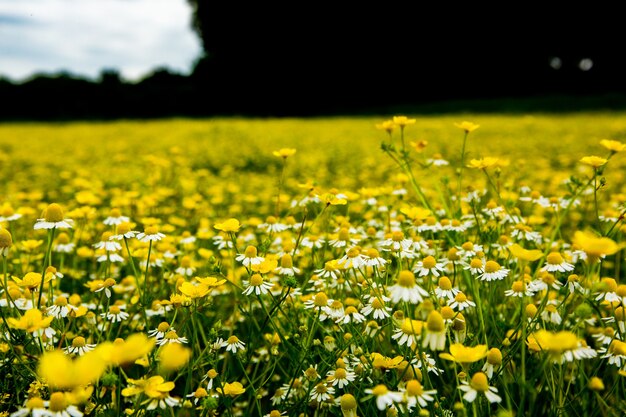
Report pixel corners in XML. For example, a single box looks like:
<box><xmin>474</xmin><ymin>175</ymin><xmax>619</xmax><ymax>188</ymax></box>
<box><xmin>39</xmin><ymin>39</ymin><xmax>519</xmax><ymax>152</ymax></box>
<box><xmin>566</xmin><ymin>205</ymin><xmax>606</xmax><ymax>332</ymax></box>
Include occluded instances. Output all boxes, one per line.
<box><xmin>1</xmin><ymin>1</ymin><xmax>625</xmax><ymax>119</ymax></box>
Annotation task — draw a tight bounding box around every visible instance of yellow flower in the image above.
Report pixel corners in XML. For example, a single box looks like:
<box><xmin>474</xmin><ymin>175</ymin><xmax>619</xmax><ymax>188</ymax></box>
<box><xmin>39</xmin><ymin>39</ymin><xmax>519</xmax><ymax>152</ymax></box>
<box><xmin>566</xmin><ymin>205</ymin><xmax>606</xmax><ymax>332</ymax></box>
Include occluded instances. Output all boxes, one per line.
<box><xmin>375</xmin><ymin>120</ymin><xmax>395</xmax><ymax>133</ymax></box>
<box><xmin>159</xmin><ymin>343</ymin><xmax>192</xmax><ymax>372</ymax></box>
<box><xmin>572</xmin><ymin>231</ymin><xmax>620</xmax><ymax>260</ymax></box>
<box><xmin>38</xmin><ymin>349</ymin><xmax>107</xmax><ymax>389</ymax></box>
<box><xmin>8</xmin><ymin>309</ymin><xmax>53</xmax><ymax>332</ymax></box>
<box><xmin>195</xmin><ymin>276</ymin><xmax>227</xmax><ymax>287</ymax></box>
<box><xmin>97</xmin><ymin>334</ymin><xmax>155</xmax><ymax>366</ymax></box>
<box><xmin>528</xmin><ymin>330</ymin><xmax>578</xmax><ymax>354</ymax></box>
<box><xmin>20</xmin><ymin>240</ymin><xmax>44</xmax><ymax>252</ymax></box>
<box><xmin>454</xmin><ymin>121</ymin><xmax>480</xmax><ymax>133</ymax></box>
<box><xmin>508</xmin><ymin>243</ymin><xmax>543</xmax><ymax>262</ymax></box>
<box><xmin>122</xmin><ymin>375</ymin><xmax>175</xmax><ymax>398</ymax></box>
<box><xmin>579</xmin><ymin>155</ymin><xmax>608</xmax><ymax>168</ymax></box>
<box><xmin>600</xmin><ymin>139</ymin><xmax>626</xmax><ymax>153</ymax></box>
<box><xmin>400</xmin><ymin>206</ymin><xmax>431</xmax><ymax>221</ymax></box>
<box><xmin>321</xmin><ymin>193</ymin><xmax>347</xmax><ymax>206</ymax></box>
<box><xmin>13</xmin><ymin>272</ymin><xmax>47</xmax><ymax>290</ymax></box>
<box><xmin>467</xmin><ymin>157</ymin><xmax>499</xmax><ymax>170</ymax></box>
<box><xmin>410</xmin><ymin>140</ymin><xmax>428</xmax><ymax>153</ymax></box>
<box><xmin>214</xmin><ymin>218</ymin><xmax>240</xmax><ymax>232</ymax></box>
<box><xmin>272</xmin><ymin>148</ymin><xmax>296</xmax><ymax>158</ymax></box>
<box><xmin>251</xmin><ymin>258</ymin><xmax>278</xmax><ymax>273</ymax></box>
<box><xmin>178</xmin><ymin>282</ymin><xmax>210</xmax><ymax>299</ymax></box>
<box><xmin>392</xmin><ymin>116</ymin><xmax>416</xmax><ymax>127</ymax></box>
<box><xmin>371</xmin><ymin>353</ymin><xmax>404</xmax><ymax>369</ymax></box>
<box><xmin>217</xmin><ymin>381</ymin><xmax>246</xmax><ymax>397</ymax></box>
<box><xmin>440</xmin><ymin>343</ymin><xmax>488</xmax><ymax>364</ymax></box>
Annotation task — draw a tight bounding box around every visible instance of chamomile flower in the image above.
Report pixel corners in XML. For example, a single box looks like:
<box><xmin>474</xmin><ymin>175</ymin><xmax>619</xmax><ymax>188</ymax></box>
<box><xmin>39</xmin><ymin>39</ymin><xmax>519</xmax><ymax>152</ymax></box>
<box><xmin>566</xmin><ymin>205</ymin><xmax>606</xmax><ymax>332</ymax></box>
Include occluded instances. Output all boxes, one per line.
<box><xmin>434</xmin><ymin>276</ymin><xmax>459</xmax><ymax>301</ymax></box>
<box><xmin>314</xmin><ymin>260</ymin><xmax>342</xmax><ymax>280</ymax></box>
<box><xmin>479</xmin><ymin>260</ymin><xmax>509</xmax><ymax>281</ymax></box>
<box><xmin>103</xmin><ymin>208</ymin><xmax>129</xmax><ymax>226</ymax></box>
<box><xmin>392</xmin><ymin>318</ymin><xmax>423</xmax><ymax>348</ymax></box>
<box><xmin>101</xmin><ymin>304</ymin><xmax>129</xmax><ymax>323</ymax></box>
<box><xmin>109</xmin><ymin>222</ymin><xmax>138</xmax><ymax>240</ymax></box>
<box><xmin>363</xmin><ymin>248</ymin><xmax>387</xmax><ymax>267</ymax></box>
<box><xmin>413</xmin><ymin>256</ymin><xmax>447</xmax><ymax>278</ymax></box>
<box><xmin>423</xmin><ymin>310</ymin><xmax>447</xmax><ymax>351</ymax></box>
<box><xmin>599</xmin><ymin>340</ymin><xmax>626</xmax><ymax>367</ymax></box>
<box><xmin>388</xmin><ymin>270</ymin><xmax>429</xmax><ymax>304</ymax></box>
<box><xmin>222</xmin><ymin>335</ymin><xmax>245</xmax><ymax>353</ymax></box>
<box><xmin>186</xmin><ymin>387</ymin><xmax>208</xmax><ymax>405</ymax></box>
<box><xmin>482</xmin><ymin>348</ymin><xmax>502</xmax><ymax>379</ymax></box>
<box><xmin>236</xmin><ymin>245</ymin><xmax>264</xmax><ymax>266</ymax></box>
<box><xmin>504</xmin><ymin>280</ymin><xmax>534</xmax><ymax>298</ymax></box>
<box><xmin>336</xmin><ymin>306</ymin><xmax>366</xmax><ymax>325</ymax></box>
<box><xmin>202</xmin><ymin>368</ymin><xmax>219</xmax><ymax>389</ymax></box>
<box><xmin>542</xmin><ymin>252</ymin><xmax>575</xmax><ymax>273</ymax></box>
<box><xmin>157</xmin><ymin>330</ymin><xmax>188</xmax><ymax>346</ymax></box>
<box><xmin>258</xmin><ymin>216</ymin><xmax>289</xmax><ymax>233</ymax></box>
<box><xmin>459</xmin><ymin>372</ymin><xmax>501</xmax><ymax>403</ymax></box>
<box><xmin>34</xmin><ymin>203</ymin><xmax>73</xmax><ymax>230</ymax></box>
<box><xmin>137</xmin><ymin>226</ymin><xmax>165</xmax><ymax>242</ymax></box>
<box><xmin>43</xmin><ymin>392</ymin><xmax>83</xmax><ymax>417</ymax></box>
<box><xmin>364</xmin><ymin>385</ymin><xmax>403</xmax><ymax>411</ymax></box>
<box><xmin>337</xmin><ymin>246</ymin><xmax>367</xmax><ymax>269</ymax></box>
<box><xmin>540</xmin><ymin>302</ymin><xmax>562</xmax><ymax>325</ymax></box>
<box><xmin>448</xmin><ymin>292</ymin><xmax>476</xmax><ymax>311</ymax></box>
<box><xmin>53</xmin><ymin>232</ymin><xmax>75</xmax><ymax>253</ymax></box>
<box><xmin>64</xmin><ymin>336</ymin><xmax>96</xmax><ymax>356</ymax></box>
<box><xmin>464</xmin><ymin>258</ymin><xmax>484</xmax><ymax>276</ymax></box>
<box><xmin>327</xmin><ymin>366</ymin><xmax>356</xmax><ymax>389</ymax></box>
<box><xmin>242</xmin><ymin>273</ymin><xmax>273</xmax><ymax>296</ymax></box>
<box><xmin>361</xmin><ymin>296</ymin><xmax>392</xmax><ymax>320</ymax></box>
<box><xmin>309</xmin><ymin>383</ymin><xmax>334</xmax><ymax>403</ymax></box>
<box><xmin>403</xmin><ymin>379</ymin><xmax>437</xmax><ymax>410</ymax></box>
<box><xmin>274</xmin><ymin>253</ymin><xmax>300</xmax><ymax>275</ymax></box>
<box><xmin>47</xmin><ymin>295</ymin><xmax>74</xmax><ymax>319</ymax></box>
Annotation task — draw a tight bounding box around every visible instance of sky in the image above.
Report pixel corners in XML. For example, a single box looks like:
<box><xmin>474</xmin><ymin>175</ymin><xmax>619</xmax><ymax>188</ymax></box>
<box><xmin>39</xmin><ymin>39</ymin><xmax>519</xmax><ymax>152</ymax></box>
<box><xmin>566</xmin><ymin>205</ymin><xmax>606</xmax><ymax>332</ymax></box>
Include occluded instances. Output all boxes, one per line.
<box><xmin>0</xmin><ymin>0</ymin><xmax>202</xmax><ymax>82</ymax></box>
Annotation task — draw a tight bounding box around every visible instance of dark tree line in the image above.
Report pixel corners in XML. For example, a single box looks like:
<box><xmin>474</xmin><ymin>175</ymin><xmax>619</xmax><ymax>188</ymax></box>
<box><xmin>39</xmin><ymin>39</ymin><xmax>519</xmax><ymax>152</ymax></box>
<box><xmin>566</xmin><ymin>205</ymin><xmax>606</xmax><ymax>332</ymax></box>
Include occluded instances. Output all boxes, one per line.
<box><xmin>1</xmin><ymin>6</ymin><xmax>626</xmax><ymax>120</ymax></box>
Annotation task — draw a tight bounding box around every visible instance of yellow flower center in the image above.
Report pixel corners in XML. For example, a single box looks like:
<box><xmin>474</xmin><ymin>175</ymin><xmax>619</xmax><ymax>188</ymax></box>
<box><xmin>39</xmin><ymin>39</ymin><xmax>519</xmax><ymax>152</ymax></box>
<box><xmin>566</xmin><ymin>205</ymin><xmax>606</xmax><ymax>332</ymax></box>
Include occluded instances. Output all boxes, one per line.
<box><xmin>347</xmin><ymin>246</ymin><xmax>361</xmax><ymax>258</ymax></box>
<box><xmin>609</xmin><ymin>340</ymin><xmax>626</xmax><ymax>356</ymax></box>
<box><xmin>601</xmin><ymin>278</ymin><xmax>618</xmax><ymax>292</ymax></box>
<box><xmin>164</xmin><ymin>330</ymin><xmax>179</xmax><ymax>340</ymax></box>
<box><xmin>461</xmin><ymin>242</ymin><xmax>474</xmax><ymax>251</ymax></box>
<box><xmin>371</xmin><ymin>298</ymin><xmax>384</xmax><ymax>309</ymax></box>
<box><xmin>227</xmin><ymin>335</ymin><xmax>240</xmax><ymax>345</ymax></box>
<box><xmin>0</xmin><ymin>229</ymin><xmax>12</xmax><ymax>248</ymax></box>
<box><xmin>101</xmin><ymin>232</ymin><xmax>113</xmax><ymax>241</ymax></box>
<box><xmin>329</xmin><ymin>300</ymin><xmax>343</xmax><ymax>310</ymax></box>
<box><xmin>157</xmin><ymin>322</ymin><xmax>170</xmax><ymax>332</ymax></box>
<box><xmin>44</xmin><ymin>203</ymin><xmax>64</xmax><ymax>223</ymax></box>
<box><xmin>340</xmin><ymin>394</ymin><xmax>357</xmax><ymax>410</ymax></box>
<box><xmin>269</xmin><ymin>411</ymin><xmax>282</xmax><ymax>417</ymax></box>
<box><xmin>180</xmin><ymin>256</ymin><xmax>191</xmax><ymax>268</ymax></box>
<box><xmin>397</xmin><ymin>270</ymin><xmax>416</xmax><ymax>287</ymax></box>
<box><xmin>206</xmin><ymin>369</ymin><xmax>218</xmax><ymax>379</ymax></box>
<box><xmin>525</xmin><ymin>304</ymin><xmax>537</xmax><ymax>317</ymax></box>
<box><xmin>313</xmin><ymin>292</ymin><xmax>329</xmax><ymax>307</ymax></box>
<box><xmin>511</xmin><ymin>281</ymin><xmax>525</xmax><ymax>293</ymax></box>
<box><xmin>144</xmin><ymin>225</ymin><xmax>158</xmax><ymax>235</ymax></box>
<box><xmin>304</xmin><ymin>367</ymin><xmax>318</xmax><ymax>379</ymax></box>
<box><xmin>426</xmin><ymin>310</ymin><xmax>445</xmax><ymax>332</ymax></box>
<box><xmin>391</xmin><ymin>231</ymin><xmax>404</xmax><ymax>242</ymax></box>
<box><xmin>401</xmin><ymin>319</ymin><xmax>423</xmax><ymax>335</ymax></box>
<box><xmin>406</xmin><ymin>379</ymin><xmax>424</xmax><ymax>396</ymax></box>
<box><xmin>244</xmin><ymin>246</ymin><xmax>258</xmax><ymax>258</ymax></box>
<box><xmin>617</xmin><ymin>285</ymin><xmax>626</xmax><ymax>298</ymax></box>
<box><xmin>422</xmin><ymin>256</ymin><xmax>436</xmax><ymax>269</ymax></box>
<box><xmin>470</xmin><ymin>258</ymin><xmax>483</xmax><ymax>269</ymax></box>
<box><xmin>455</xmin><ymin>292</ymin><xmax>467</xmax><ymax>303</ymax></box>
<box><xmin>487</xmin><ymin>348</ymin><xmax>502</xmax><ymax>365</ymax></box>
<box><xmin>441</xmin><ymin>306</ymin><xmax>455</xmax><ymax>320</ymax></box>
<box><xmin>250</xmin><ymin>274</ymin><xmax>264</xmax><ymax>286</ymax></box>
<box><xmin>55</xmin><ymin>296</ymin><xmax>68</xmax><ymax>306</ymax></box>
<box><xmin>371</xmin><ymin>384</ymin><xmax>389</xmax><ymax>396</ymax></box>
<box><xmin>470</xmin><ymin>372</ymin><xmax>490</xmax><ymax>392</ymax></box>
<box><xmin>280</xmin><ymin>254</ymin><xmax>293</xmax><ymax>268</ymax></box>
<box><xmin>438</xmin><ymin>276</ymin><xmax>452</xmax><ymax>290</ymax></box>
<box><xmin>484</xmin><ymin>261</ymin><xmax>500</xmax><ymax>273</ymax></box>
<box><xmin>338</xmin><ymin>228</ymin><xmax>350</xmax><ymax>241</ymax></box>
<box><xmin>48</xmin><ymin>392</ymin><xmax>67</xmax><ymax>412</ymax></box>
<box><xmin>26</xmin><ymin>397</ymin><xmax>45</xmax><ymax>410</ymax></box>
<box><xmin>110</xmin><ymin>305</ymin><xmax>121</xmax><ymax>315</ymax></box>
<box><xmin>117</xmin><ymin>222</ymin><xmax>131</xmax><ymax>234</ymax></box>
<box><xmin>546</xmin><ymin>252</ymin><xmax>564</xmax><ymax>265</ymax></box>
<box><xmin>72</xmin><ymin>336</ymin><xmax>86</xmax><ymax>348</ymax></box>
<box><xmin>334</xmin><ymin>367</ymin><xmax>347</xmax><ymax>379</ymax></box>
<box><xmin>110</xmin><ymin>208</ymin><xmax>121</xmax><ymax>217</ymax></box>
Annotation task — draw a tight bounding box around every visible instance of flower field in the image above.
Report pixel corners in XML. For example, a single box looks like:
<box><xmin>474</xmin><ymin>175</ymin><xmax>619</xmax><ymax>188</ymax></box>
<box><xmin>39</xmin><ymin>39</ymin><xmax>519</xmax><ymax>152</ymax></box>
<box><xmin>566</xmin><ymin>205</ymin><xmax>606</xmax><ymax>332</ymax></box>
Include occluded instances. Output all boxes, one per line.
<box><xmin>0</xmin><ymin>114</ymin><xmax>625</xmax><ymax>417</ymax></box>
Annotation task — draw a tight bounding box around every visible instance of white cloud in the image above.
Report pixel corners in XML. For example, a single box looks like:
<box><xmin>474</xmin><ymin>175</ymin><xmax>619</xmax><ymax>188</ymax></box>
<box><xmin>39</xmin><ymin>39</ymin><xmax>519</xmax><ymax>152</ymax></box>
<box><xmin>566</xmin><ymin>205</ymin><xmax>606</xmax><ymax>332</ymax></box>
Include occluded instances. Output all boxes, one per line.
<box><xmin>0</xmin><ymin>0</ymin><xmax>202</xmax><ymax>81</ymax></box>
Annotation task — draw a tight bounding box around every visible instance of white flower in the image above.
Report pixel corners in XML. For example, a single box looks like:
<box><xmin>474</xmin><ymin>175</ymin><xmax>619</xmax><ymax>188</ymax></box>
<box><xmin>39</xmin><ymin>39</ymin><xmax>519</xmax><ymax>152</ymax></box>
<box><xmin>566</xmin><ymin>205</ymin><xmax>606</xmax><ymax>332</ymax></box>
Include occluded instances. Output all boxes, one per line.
<box><xmin>137</xmin><ymin>226</ymin><xmax>165</xmax><ymax>242</ymax></box>
<box><xmin>459</xmin><ymin>373</ymin><xmax>501</xmax><ymax>403</ymax></box>
<box><xmin>222</xmin><ymin>335</ymin><xmax>245</xmax><ymax>353</ymax></box>
<box><xmin>364</xmin><ymin>385</ymin><xmax>403</xmax><ymax>411</ymax></box>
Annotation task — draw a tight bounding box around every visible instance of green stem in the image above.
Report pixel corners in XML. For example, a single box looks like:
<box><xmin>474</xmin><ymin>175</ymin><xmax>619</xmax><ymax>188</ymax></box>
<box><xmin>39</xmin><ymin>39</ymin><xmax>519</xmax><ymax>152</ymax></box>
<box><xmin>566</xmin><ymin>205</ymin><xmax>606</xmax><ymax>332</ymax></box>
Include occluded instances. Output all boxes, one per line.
<box><xmin>456</xmin><ymin>131</ymin><xmax>469</xmax><ymax>215</ymax></box>
<box><xmin>37</xmin><ymin>228</ymin><xmax>56</xmax><ymax>309</ymax></box>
